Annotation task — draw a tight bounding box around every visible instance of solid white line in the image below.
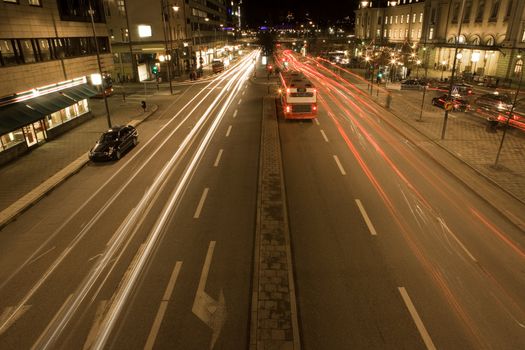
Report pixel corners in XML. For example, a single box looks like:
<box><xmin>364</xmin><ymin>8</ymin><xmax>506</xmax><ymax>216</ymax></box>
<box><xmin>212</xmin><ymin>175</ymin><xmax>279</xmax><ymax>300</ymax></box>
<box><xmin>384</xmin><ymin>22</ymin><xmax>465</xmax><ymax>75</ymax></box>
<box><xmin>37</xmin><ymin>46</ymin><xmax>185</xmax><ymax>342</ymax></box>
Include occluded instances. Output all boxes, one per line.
<box><xmin>320</xmin><ymin>130</ymin><xmax>329</xmax><ymax>142</ymax></box>
<box><xmin>226</xmin><ymin>125</ymin><xmax>232</xmax><ymax>137</ymax></box>
<box><xmin>144</xmin><ymin>261</ymin><xmax>182</xmax><ymax>350</ymax></box>
<box><xmin>398</xmin><ymin>287</ymin><xmax>436</xmax><ymax>350</ymax></box>
<box><xmin>314</xmin><ymin>118</ymin><xmax>320</xmax><ymax>125</ymax></box>
<box><xmin>355</xmin><ymin>199</ymin><xmax>378</xmax><ymax>236</ymax></box>
<box><xmin>193</xmin><ymin>188</ymin><xmax>209</xmax><ymax>219</ymax></box>
<box><xmin>233</xmin><ymin>109</ymin><xmax>238</xmax><ymax>118</ymax></box>
<box><xmin>214</xmin><ymin>149</ymin><xmax>224</xmax><ymax>167</ymax></box>
<box><xmin>333</xmin><ymin>155</ymin><xmax>346</xmax><ymax>175</ymax></box>
<box><xmin>238</xmin><ymin>99</ymin><xmax>242</xmax><ymax>105</ymax></box>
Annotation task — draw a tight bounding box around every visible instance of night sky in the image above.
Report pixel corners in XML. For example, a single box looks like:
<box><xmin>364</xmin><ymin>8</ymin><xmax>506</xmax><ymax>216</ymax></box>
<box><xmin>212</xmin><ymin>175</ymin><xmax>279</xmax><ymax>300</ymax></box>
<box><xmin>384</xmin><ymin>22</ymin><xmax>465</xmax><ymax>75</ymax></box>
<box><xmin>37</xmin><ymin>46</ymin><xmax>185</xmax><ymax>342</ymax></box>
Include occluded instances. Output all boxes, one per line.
<box><xmin>243</xmin><ymin>0</ymin><xmax>359</xmax><ymax>27</ymax></box>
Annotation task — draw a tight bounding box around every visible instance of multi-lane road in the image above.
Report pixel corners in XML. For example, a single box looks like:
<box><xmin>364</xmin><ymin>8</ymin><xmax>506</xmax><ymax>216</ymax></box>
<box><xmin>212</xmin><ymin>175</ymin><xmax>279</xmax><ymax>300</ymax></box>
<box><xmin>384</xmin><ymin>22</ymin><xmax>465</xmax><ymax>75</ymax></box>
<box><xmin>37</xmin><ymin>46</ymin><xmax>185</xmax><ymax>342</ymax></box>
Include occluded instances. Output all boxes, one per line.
<box><xmin>0</xmin><ymin>49</ymin><xmax>524</xmax><ymax>349</ymax></box>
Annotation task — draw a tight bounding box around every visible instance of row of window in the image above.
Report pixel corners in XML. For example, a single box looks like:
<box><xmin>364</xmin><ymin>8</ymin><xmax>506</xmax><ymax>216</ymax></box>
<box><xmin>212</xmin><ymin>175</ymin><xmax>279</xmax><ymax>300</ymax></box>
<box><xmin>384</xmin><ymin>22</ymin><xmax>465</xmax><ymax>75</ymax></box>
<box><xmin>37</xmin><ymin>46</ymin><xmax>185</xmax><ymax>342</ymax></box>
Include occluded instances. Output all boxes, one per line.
<box><xmin>379</xmin><ymin>12</ymin><xmax>423</xmax><ymax>25</ymax></box>
<box><xmin>0</xmin><ymin>37</ymin><xmax>109</xmax><ymax>67</ymax></box>
<box><xmin>451</xmin><ymin>0</ymin><xmax>513</xmax><ymax>23</ymax></box>
<box><xmin>379</xmin><ymin>28</ymin><xmax>422</xmax><ymax>40</ymax></box>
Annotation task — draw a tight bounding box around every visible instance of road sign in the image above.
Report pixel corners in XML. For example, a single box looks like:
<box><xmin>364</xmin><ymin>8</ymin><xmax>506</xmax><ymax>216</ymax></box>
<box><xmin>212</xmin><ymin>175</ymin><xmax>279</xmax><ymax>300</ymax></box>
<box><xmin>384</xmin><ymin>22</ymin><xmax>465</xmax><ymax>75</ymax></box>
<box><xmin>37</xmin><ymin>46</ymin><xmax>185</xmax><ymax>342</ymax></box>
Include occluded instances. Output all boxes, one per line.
<box><xmin>444</xmin><ymin>102</ymin><xmax>454</xmax><ymax>111</ymax></box>
<box><xmin>451</xmin><ymin>86</ymin><xmax>459</xmax><ymax>96</ymax></box>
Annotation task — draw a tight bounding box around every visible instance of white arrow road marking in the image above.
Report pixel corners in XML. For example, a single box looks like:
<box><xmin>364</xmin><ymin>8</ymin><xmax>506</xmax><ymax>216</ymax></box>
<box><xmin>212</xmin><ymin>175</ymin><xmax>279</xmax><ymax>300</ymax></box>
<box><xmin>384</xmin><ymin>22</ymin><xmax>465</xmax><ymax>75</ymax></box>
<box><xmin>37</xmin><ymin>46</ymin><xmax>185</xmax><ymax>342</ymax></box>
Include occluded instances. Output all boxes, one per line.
<box><xmin>0</xmin><ymin>305</ymin><xmax>31</xmax><ymax>336</ymax></box>
<box><xmin>192</xmin><ymin>241</ymin><xmax>226</xmax><ymax>350</ymax></box>
<box><xmin>144</xmin><ymin>261</ymin><xmax>183</xmax><ymax>350</ymax></box>
<box><xmin>83</xmin><ymin>300</ymin><xmax>108</xmax><ymax>350</ymax></box>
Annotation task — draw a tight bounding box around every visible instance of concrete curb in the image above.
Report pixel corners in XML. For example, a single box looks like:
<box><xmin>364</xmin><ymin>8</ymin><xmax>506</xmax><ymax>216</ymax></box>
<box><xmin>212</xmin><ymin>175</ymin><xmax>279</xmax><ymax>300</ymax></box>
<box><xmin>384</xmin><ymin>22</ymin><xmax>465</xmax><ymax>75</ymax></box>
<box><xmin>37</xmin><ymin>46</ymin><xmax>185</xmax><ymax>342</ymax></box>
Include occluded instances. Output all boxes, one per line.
<box><xmin>0</xmin><ymin>104</ymin><xmax>159</xmax><ymax>230</ymax></box>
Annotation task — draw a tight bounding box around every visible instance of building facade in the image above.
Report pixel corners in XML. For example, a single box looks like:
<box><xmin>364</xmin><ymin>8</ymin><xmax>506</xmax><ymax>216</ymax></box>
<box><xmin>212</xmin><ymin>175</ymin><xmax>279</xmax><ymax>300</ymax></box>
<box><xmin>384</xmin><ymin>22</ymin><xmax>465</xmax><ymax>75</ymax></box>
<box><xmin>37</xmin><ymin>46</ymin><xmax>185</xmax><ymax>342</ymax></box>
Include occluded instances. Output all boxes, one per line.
<box><xmin>355</xmin><ymin>0</ymin><xmax>525</xmax><ymax>83</ymax></box>
<box><xmin>0</xmin><ymin>0</ymin><xmax>112</xmax><ymax>165</ymax></box>
<box><xmin>105</xmin><ymin>0</ymin><xmax>233</xmax><ymax>82</ymax></box>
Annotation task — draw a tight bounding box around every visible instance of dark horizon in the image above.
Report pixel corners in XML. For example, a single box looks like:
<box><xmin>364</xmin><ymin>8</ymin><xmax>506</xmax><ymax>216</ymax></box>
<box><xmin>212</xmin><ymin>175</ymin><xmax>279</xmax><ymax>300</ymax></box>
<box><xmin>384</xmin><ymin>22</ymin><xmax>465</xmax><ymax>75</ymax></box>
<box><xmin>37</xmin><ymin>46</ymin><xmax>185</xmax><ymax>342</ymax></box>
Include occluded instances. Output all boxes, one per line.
<box><xmin>243</xmin><ymin>0</ymin><xmax>359</xmax><ymax>27</ymax></box>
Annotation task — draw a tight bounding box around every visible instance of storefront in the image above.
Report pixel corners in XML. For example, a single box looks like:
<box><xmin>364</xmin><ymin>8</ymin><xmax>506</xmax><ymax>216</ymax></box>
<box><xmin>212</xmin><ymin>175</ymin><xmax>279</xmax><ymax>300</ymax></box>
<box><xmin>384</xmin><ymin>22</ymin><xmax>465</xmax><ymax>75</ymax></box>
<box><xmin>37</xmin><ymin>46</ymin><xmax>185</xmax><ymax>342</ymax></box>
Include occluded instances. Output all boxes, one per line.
<box><xmin>0</xmin><ymin>80</ymin><xmax>97</xmax><ymax>165</ymax></box>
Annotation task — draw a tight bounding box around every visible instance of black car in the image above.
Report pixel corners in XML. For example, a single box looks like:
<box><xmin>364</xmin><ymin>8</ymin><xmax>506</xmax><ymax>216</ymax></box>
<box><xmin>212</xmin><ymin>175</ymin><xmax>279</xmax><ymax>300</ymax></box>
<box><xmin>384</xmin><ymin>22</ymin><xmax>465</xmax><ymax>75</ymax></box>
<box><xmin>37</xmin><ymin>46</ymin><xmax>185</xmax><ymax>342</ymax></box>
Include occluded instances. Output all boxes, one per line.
<box><xmin>89</xmin><ymin>125</ymin><xmax>138</xmax><ymax>161</ymax></box>
<box><xmin>431</xmin><ymin>94</ymin><xmax>470</xmax><ymax>112</ymax></box>
<box><xmin>400</xmin><ymin>79</ymin><xmax>428</xmax><ymax>90</ymax></box>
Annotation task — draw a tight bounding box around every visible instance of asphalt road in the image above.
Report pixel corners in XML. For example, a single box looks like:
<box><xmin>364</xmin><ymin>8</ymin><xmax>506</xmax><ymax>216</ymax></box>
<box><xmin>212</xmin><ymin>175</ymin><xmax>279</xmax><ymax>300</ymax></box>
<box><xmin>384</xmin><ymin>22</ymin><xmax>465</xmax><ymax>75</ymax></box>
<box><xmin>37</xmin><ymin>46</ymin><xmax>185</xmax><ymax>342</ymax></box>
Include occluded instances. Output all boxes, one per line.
<box><xmin>0</xmin><ymin>48</ymin><xmax>524</xmax><ymax>350</ymax></box>
<box><xmin>280</xmin><ymin>53</ymin><xmax>525</xmax><ymax>349</ymax></box>
<box><xmin>0</xmin><ymin>51</ymin><xmax>263</xmax><ymax>349</ymax></box>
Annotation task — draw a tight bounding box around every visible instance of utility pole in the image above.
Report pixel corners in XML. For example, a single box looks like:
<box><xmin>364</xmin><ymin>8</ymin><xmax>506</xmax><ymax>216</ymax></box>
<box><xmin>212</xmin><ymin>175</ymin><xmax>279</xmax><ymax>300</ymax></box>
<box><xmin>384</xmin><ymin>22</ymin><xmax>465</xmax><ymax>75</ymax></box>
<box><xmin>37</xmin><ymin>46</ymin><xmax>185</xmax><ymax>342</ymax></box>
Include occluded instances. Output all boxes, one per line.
<box><xmin>88</xmin><ymin>1</ymin><xmax>112</xmax><ymax>128</ymax></box>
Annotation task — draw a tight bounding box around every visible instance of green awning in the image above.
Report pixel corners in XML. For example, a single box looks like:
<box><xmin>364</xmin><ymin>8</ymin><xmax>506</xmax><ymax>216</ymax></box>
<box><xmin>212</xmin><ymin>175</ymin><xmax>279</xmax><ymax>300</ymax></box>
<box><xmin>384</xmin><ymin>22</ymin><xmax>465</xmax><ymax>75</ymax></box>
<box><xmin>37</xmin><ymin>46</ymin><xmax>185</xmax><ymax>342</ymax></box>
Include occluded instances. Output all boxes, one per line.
<box><xmin>25</xmin><ymin>92</ymin><xmax>77</xmax><ymax>114</ymax></box>
<box><xmin>0</xmin><ymin>102</ymin><xmax>45</xmax><ymax>135</ymax></box>
<box><xmin>60</xmin><ymin>84</ymin><xmax>98</xmax><ymax>101</ymax></box>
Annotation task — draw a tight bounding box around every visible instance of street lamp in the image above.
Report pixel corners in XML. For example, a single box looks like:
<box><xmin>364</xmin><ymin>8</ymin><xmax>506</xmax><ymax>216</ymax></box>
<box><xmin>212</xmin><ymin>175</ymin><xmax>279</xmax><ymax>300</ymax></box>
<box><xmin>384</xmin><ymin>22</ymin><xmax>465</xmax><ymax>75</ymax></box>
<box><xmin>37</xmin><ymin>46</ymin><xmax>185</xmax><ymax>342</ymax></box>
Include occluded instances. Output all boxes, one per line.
<box><xmin>161</xmin><ymin>0</ymin><xmax>177</xmax><ymax>94</ymax></box>
<box><xmin>471</xmin><ymin>51</ymin><xmax>480</xmax><ymax>74</ymax></box>
<box><xmin>494</xmin><ymin>51</ymin><xmax>524</xmax><ymax>166</ymax></box>
<box><xmin>88</xmin><ymin>2</ymin><xmax>111</xmax><ymax>128</ymax></box>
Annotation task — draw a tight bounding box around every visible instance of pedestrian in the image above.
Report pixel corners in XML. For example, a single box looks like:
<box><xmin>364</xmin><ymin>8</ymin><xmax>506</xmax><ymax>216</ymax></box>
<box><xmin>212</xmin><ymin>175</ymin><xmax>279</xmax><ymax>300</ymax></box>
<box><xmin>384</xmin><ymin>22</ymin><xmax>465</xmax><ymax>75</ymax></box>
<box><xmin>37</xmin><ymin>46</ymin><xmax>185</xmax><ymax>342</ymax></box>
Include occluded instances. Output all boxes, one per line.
<box><xmin>141</xmin><ymin>100</ymin><xmax>146</xmax><ymax>113</ymax></box>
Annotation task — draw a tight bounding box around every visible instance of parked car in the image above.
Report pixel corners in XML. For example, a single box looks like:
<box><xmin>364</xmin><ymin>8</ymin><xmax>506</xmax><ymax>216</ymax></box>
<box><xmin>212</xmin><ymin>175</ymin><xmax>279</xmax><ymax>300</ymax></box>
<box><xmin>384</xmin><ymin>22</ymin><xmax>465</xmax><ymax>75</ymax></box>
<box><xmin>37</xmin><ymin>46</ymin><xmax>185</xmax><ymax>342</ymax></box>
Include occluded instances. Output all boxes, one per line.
<box><xmin>212</xmin><ymin>60</ymin><xmax>225</xmax><ymax>73</ymax></box>
<box><xmin>431</xmin><ymin>94</ymin><xmax>470</xmax><ymax>111</ymax></box>
<box><xmin>400</xmin><ymin>79</ymin><xmax>428</xmax><ymax>90</ymax></box>
<box><xmin>89</xmin><ymin>125</ymin><xmax>138</xmax><ymax>161</ymax></box>
<box><xmin>474</xmin><ymin>93</ymin><xmax>513</xmax><ymax>112</ymax></box>
<box><xmin>433</xmin><ymin>82</ymin><xmax>473</xmax><ymax>96</ymax></box>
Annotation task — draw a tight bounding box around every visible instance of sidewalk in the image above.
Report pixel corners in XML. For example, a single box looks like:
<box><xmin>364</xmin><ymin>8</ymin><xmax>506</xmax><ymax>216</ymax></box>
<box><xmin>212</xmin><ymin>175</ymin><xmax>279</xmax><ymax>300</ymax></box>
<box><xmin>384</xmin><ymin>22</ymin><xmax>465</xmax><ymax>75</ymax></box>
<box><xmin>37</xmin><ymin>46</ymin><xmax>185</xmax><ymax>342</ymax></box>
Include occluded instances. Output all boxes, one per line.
<box><xmin>0</xmin><ymin>96</ymin><xmax>159</xmax><ymax>227</ymax></box>
<box><xmin>330</xmin><ymin>64</ymin><xmax>525</xmax><ymax>227</ymax></box>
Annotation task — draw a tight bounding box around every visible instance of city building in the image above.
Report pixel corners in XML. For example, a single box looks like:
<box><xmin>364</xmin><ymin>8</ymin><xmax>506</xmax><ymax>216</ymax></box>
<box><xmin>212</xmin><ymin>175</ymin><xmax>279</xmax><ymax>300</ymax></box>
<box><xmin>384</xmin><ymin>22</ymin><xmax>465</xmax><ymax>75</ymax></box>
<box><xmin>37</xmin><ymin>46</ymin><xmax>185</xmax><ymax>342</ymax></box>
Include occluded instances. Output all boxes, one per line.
<box><xmin>354</xmin><ymin>0</ymin><xmax>525</xmax><ymax>84</ymax></box>
<box><xmin>0</xmin><ymin>0</ymin><xmax>112</xmax><ymax>165</ymax></box>
<box><xmin>105</xmin><ymin>0</ymin><xmax>232</xmax><ymax>83</ymax></box>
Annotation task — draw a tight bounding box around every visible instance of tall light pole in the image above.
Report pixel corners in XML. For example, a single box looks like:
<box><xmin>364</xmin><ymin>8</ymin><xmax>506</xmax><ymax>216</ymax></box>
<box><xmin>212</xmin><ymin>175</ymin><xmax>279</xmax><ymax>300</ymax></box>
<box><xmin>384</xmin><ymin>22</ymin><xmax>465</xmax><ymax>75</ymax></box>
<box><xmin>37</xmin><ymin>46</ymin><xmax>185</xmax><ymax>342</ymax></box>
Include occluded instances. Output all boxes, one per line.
<box><xmin>441</xmin><ymin>0</ymin><xmax>466</xmax><ymax>140</ymax></box>
<box><xmin>494</xmin><ymin>52</ymin><xmax>524</xmax><ymax>166</ymax></box>
<box><xmin>161</xmin><ymin>0</ymin><xmax>173</xmax><ymax>94</ymax></box>
<box><xmin>88</xmin><ymin>1</ymin><xmax>112</xmax><ymax>128</ymax></box>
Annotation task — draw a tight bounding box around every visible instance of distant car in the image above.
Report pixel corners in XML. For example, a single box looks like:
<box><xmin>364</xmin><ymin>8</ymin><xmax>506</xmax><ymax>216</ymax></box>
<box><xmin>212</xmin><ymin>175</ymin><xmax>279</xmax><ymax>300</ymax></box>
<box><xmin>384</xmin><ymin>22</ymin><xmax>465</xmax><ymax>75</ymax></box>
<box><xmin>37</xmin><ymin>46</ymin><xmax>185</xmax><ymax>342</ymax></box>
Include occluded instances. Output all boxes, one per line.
<box><xmin>475</xmin><ymin>93</ymin><xmax>513</xmax><ymax>112</ymax></box>
<box><xmin>212</xmin><ymin>60</ymin><xmax>225</xmax><ymax>73</ymax></box>
<box><xmin>400</xmin><ymin>79</ymin><xmax>427</xmax><ymax>90</ymax></box>
<box><xmin>431</xmin><ymin>94</ymin><xmax>470</xmax><ymax>112</ymax></box>
<box><xmin>89</xmin><ymin>125</ymin><xmax>138</xmax><ymax>161</ymax></box>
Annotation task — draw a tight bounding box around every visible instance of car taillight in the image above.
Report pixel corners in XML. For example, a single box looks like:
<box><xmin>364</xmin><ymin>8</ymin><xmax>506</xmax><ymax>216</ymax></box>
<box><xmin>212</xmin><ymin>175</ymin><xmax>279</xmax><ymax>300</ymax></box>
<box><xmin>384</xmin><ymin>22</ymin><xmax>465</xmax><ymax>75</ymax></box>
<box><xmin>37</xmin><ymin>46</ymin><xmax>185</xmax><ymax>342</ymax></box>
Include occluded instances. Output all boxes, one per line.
<box><xmin>286</xmin><ymin>106</ymin><xmax>291</xmax><ymax>113</ymax></box>
<box><xmin>312</xmin><ymin>104</ymin><xmax>317</xmax><ymax>111</ymax></box>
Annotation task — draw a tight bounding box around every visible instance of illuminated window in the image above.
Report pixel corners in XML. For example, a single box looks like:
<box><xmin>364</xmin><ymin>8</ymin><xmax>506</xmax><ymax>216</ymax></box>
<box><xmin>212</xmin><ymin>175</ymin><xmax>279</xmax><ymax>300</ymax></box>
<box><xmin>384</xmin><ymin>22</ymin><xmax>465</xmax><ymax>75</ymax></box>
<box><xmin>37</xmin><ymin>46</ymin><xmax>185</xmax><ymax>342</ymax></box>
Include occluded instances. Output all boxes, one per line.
<box><xmin>428</xmin><ymin>27</ymin><xmax>434</xmax><ymax>40</ymax></box>
<box><xmin>514</xmin><ymin>59</ymin><xmax>522</xmax><ymax>76</ymax></box>
<box><xmin>419</xmin><ymin>13</ymin><xmax>423</xmax><ymax>23</ymax></box>
<box><xmin>28</xmin><ymin>0</ymin><xmax>41</xmax><ymax>6</ymax></box>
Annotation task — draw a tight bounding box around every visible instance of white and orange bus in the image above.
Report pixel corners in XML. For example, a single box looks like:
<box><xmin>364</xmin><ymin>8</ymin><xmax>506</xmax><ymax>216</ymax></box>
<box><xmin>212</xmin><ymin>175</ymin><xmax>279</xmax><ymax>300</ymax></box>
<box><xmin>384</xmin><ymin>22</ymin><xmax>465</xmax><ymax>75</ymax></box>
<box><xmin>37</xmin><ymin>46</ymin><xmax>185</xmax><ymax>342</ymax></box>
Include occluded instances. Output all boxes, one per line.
<box><xmin>279</xmin><ymin>70</ymin><xmax>317</xmax><ymax>119</ymax></box>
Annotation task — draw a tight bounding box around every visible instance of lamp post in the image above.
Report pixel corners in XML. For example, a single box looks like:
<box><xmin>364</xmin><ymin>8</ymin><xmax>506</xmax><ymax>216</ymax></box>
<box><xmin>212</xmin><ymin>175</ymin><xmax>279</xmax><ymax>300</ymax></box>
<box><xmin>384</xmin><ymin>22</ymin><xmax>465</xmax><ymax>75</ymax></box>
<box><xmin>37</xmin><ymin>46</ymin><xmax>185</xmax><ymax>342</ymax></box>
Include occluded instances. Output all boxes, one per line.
<box><xmin>416</xmin><ymin>59</ymin><xmax>421</xmax><ymax>78</ymax></box>
<box><xmin>161</xmin><ymin>0</ymin><xmax>175</xmax><ymax>95</ymax></box>
<box><xmin>441</xmin><ymin>60</ymin><xmax>447</xmax><ymax>81</ymax></box>
<box><xmin>441</xmin><ymin>0</ymin><xmax>467</xmax><ymax>140</ymax></box>
<box><xmin>88</xmin><ymin>2</ymin><xmax>112</xmax><ymax>128</ymax></box>
<box><xmin>494</xmin><ymin>52</ymin><xmax>524</xmax><ymax>167</ymax></box>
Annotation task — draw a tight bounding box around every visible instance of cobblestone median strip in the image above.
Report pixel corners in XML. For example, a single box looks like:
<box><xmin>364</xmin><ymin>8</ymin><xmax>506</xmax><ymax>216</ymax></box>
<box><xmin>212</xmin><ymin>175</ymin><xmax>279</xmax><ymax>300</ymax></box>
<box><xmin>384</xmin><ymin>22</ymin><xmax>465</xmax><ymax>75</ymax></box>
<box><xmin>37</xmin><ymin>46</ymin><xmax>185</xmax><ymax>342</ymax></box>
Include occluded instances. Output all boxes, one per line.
<box><xmin>250</xmin><ymin>96</ymin><xmax>300</xmax><ymax>350</ymax></box>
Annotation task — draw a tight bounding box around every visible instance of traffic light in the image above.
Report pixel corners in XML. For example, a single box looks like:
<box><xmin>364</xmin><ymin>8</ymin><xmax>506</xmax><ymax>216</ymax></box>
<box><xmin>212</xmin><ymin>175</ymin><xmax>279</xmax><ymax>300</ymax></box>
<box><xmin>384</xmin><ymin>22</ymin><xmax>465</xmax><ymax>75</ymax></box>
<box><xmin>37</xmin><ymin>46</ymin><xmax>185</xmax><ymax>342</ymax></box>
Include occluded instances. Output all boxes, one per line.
<box><xmin>377</xmin><ymin>71</ymin><xmax>383</xmax><ymax>79</ymax></box>
<box><xmin>151</xmin><ymin>64</ymin><xmax>159</xmax><ymax>75</ymax></box>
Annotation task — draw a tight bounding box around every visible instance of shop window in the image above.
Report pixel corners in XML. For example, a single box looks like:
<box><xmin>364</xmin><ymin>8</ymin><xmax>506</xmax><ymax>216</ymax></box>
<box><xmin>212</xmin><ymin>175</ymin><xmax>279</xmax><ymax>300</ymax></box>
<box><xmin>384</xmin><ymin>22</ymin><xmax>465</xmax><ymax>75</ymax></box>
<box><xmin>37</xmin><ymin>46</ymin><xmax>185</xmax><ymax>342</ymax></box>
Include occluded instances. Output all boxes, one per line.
<box><xmin>0</xmin><ymin>130</ymin><xmax>24</xmax><ymax>151</ymax></box>
<box><xmin>514</xmin><ymin>59</ymin><xmax>522</xmax><ymax>76</ymax></box>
